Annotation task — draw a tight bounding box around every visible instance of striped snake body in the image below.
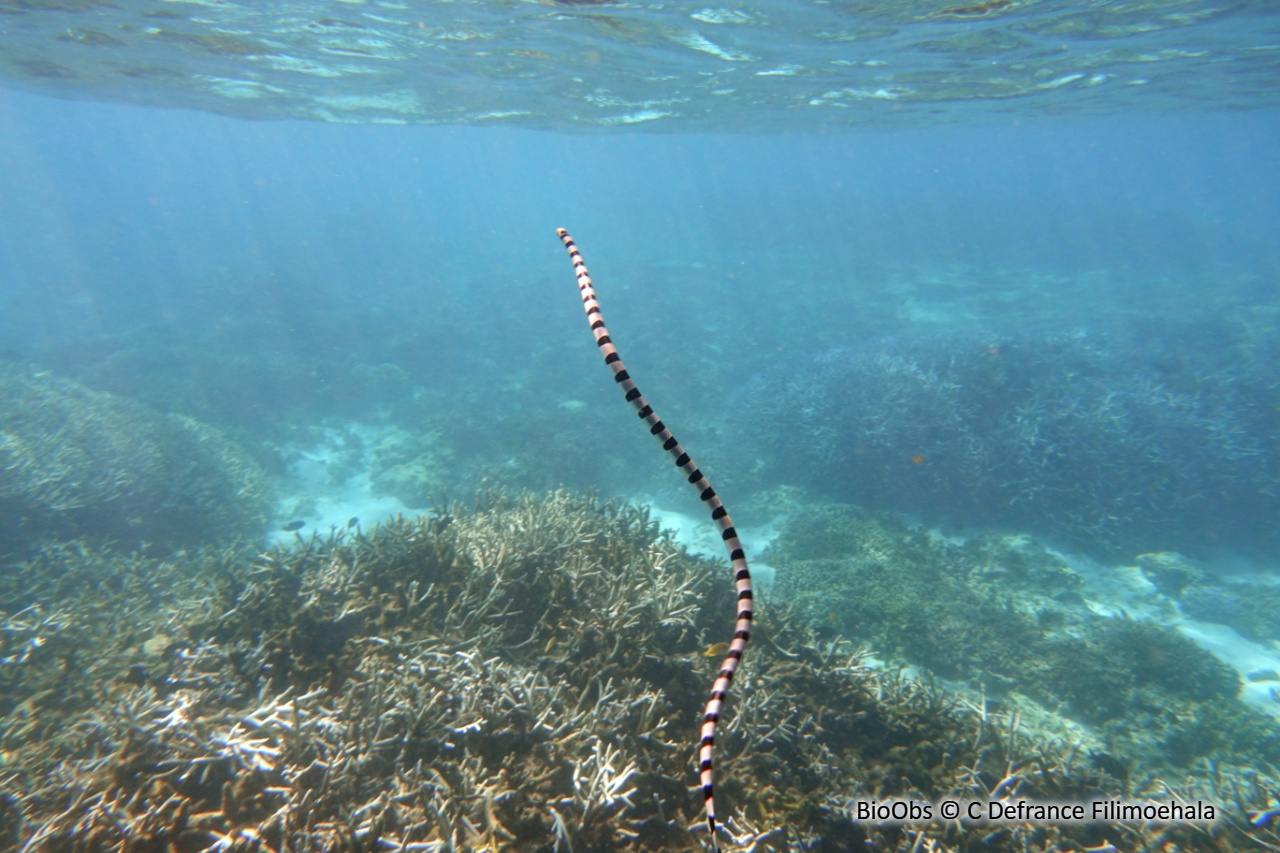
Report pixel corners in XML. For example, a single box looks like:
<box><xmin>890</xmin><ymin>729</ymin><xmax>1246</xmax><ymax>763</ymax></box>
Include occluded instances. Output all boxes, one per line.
<box><xmin>556</xmin><ymin>228</ymin><xmax>753</xmax><ymax>852</ymax></box>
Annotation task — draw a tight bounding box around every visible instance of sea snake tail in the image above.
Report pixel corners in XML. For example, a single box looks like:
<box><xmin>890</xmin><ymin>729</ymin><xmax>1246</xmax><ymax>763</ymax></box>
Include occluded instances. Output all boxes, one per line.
<box><xmin>556</xmin><ymin>228</ymin><xmax>753</xmax><ymax>852</ymax></box>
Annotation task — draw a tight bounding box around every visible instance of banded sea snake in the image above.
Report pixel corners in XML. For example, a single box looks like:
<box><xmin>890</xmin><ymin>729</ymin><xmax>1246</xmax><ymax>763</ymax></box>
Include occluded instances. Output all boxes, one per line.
<box><xmin>556</xmin><ymin>228</ymin><xmax>753</xmax><ymax>852</ymax></box>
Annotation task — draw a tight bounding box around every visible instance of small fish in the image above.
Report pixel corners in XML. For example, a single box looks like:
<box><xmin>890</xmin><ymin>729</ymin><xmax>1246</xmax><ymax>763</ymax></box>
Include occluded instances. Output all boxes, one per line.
<box><xmin>282</xmin><ymin>520</ymin><xmax>306</xmax><ymax>532</ymax></box>
<box><xmin>911</xmin><ymin>455</ymin><xmax>925</xmax><ymax>465</ymax></box>
<box><xmin>544</xmin><ymin>637</ymin><xmax>556</xmax><ymax>653</ymax></box>
<box><xmin>812</xmin><ymin>610</ymin><xmax>845</xmax><ymax>640</ymax></box>
<box><xmin>347</xmin><ymin>517</ymin><xmax>359</xmax><ymax>528</ymax></box>
<box><xmin>704</xmin><ymin>642</ymin><xmax>730</xmax><ymax>657</ymax></box>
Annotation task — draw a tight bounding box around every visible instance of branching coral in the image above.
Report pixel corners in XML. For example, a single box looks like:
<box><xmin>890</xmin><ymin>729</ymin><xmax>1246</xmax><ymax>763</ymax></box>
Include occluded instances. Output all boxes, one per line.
<box><xmin>768</xmin><ymin>501</ymin><xmax>1280</xmax><ymax>792</ymax></box>
<box><xmin>738</xmin><ymin>330</ymin><xmax>1280</xmax><ymax>558</ymax></box>
<box><xmin>2</xmin><ymin>490</ymin><xmax>1278</xmax><ymax>852</ymax></box>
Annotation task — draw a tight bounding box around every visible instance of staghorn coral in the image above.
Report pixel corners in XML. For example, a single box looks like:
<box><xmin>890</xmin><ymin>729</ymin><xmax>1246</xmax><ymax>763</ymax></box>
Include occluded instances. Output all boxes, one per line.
<box><xmin>0</xmin><ymin>363</ymin><xmax>273</xmax><ymax>556</ymax></box>
<box><xmin>768</xmin><ymin>501</ymin><xmax>1280</xmax><ymax>782</ymax></box>
<box><xmin>0</xmin><ymin>490</ymin><xmax>1277</xmax><ymax>852</ymax></box>
<box><xmin>738</xmin><ymin>327</ymin><xmax>1280</xmax><ymax>558</ymax></box>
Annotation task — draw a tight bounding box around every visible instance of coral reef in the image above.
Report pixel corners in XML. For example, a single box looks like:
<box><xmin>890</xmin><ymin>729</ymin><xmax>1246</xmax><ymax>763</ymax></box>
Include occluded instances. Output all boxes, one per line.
<box><xmin>381</xmin><ymin>393</ymin><xmax>656</xmax><ymax>500</ymax></box>
<box><xmin>368</xmin><ymin>428</ymin><xmax>452</xmax><ymax>508</ymax></box>
<box><xmin>7</xmin><ymin>490</ymin><xmax>1274</xmax><ymax>851</ymax></box>
<box><xmin>1181</xmin><ymin>582</ymin><xmax>1280</xmax><ymax>646</ymax></box>
<box><xmin>1132</xmin><ymin>552</ymin><xmax>1280</xmax><ymax>646</ymax></box>
<box><xmin>1136</xmin><ymin>551</ymin><xmax>1204</xmax><ymax>599</ymax></box>
<box><xmin>43</xmin><ymin>310</ymin><xmax>417</xmax><ymax>440</ymax></box>
<box><xmin>767</xmin><ymin>503</ymin><xmax>1280</xmax><ymax>776</ymax></box>
<box><xmin>739</xmin><ymin>325</ymin><xmax>1280</xmax><ymax>558</ymax></box>
<box><xmin>0</xmin><ymin>363</ymin><xmax>273</xmax><ymax>556</ymax></box>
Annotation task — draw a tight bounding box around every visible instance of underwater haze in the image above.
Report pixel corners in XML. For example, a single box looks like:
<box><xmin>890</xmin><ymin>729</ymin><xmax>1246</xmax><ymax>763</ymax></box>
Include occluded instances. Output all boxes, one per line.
<box><xmin>2</xmin><ymin>92</ymin><xmax>1278</xmax><ymax>554</ymax></box>
<box><xmin>3</xmin><ymin>1</ymin><xmax>1280</xmax><ymax>851</ymax></box>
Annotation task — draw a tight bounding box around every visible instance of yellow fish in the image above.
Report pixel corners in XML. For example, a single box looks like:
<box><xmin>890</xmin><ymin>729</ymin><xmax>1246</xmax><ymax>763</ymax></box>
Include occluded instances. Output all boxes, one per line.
<box><xmin>704</xmin><ymin>642</ymin><xmax>730</xmax><ymax>657</ymax></box>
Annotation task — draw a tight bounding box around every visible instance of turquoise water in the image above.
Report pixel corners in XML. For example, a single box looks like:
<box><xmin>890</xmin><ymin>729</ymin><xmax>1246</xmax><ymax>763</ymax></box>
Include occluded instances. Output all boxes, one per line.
<box><xmin>2</xmin><ymin>3</ymin><xmax>1280</xmax><ymax>850</ymax></box>
<box><xmin>2</xmin><ymin>96</ymin><xmax>1277</xmax><ymax>556</ymax></box>
<box><xmin>3</xmin><ymin>0</ymin><xmax>1279</xmax><ymax>127</ymax></box>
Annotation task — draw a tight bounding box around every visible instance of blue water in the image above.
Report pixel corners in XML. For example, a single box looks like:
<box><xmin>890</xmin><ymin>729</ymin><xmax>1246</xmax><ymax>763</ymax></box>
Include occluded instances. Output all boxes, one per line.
<box><xmin>6</xmin><ymin>0</ymin><xmax>1279</xmax><ymax>127</ymax></box>
<box><xmin>4</xmin><ymin>12</ymin><xmax>1280</xmax><ymax>851</ymax></box>
<box><xmin>3</xmin><ymin>92</ymin><xmax>1276</xmax><ymax>349</ymax></box>
<box><xmin>1</xmin><ymin>91</ymin><xmax>1279</xmax><ymax>559</ymax></box>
